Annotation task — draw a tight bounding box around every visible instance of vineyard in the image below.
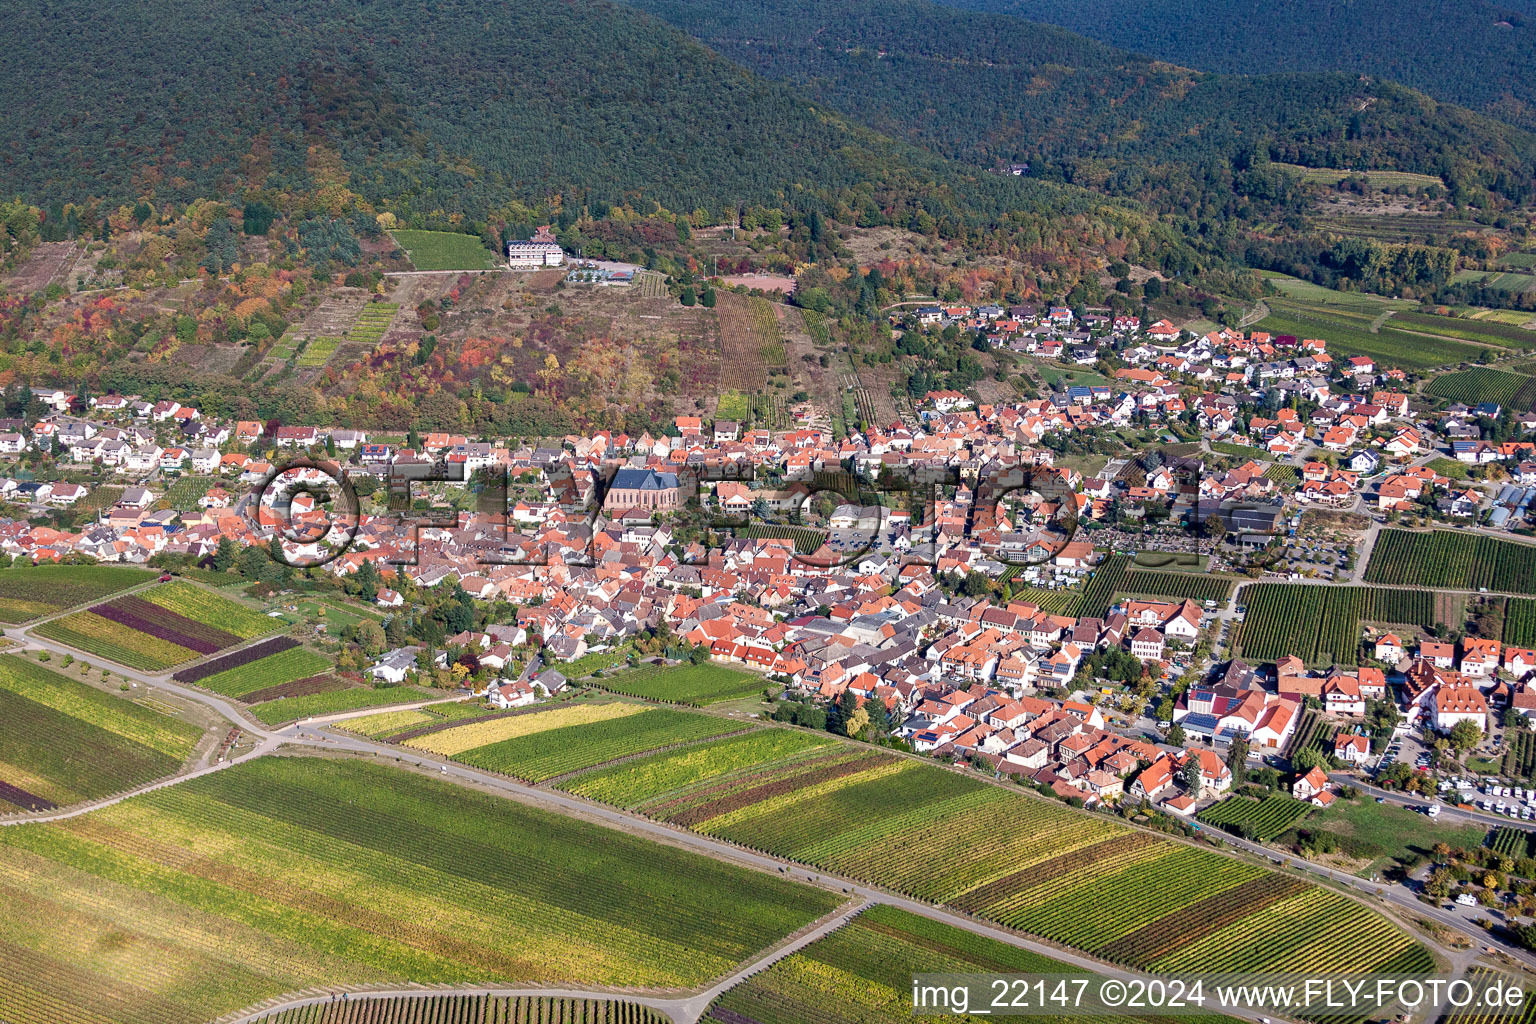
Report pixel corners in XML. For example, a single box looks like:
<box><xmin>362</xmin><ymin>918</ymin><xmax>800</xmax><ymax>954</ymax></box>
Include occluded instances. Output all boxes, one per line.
<box><xmin>1239</xmin><ymin>585</ymin><xmax>1437</xmax><ymax>665</ymax></box>
<box><xmin>1490</xmin><ymin>826</ymin><xmax>1534</xmax><ymax>859</ymax></box>
<box><xmin>547</xmin><ymin>716</ymin><xmax>1429</xmax><ymax>975</ymax></box>
<box><xmin>1441</xmin><ymin>970</ymin><xmax>1536</xmax><ymax>1024</ymax></box>
<box><xmin>243</xmin><ymin>681</ymin><xmax>439</xmax><ymax>725</ymax></box>
<box><xmin>172</xmin><ymin>637</ymin><xmax>330</xmax><ymax>699</ymax></box>
<box><xmin>0</xmin><ymin>564</ymin><xmax>152</xmax><ymax>623</ymax></box>
<box><xmin>739</xmin><ymin>524</ymin><xmax>825</xmax><ymax>554</ymax></box>
<box><xmin>1117</xmin><ymin>569</ymin><xmax>1232</xmax><ymax>604</ymax></box>
<box><xmin>1365</xmin><ymin>529</ymin><xmax>1536</xmax><ymax>595</ymax></box>
<box><xmin>560</xmin><ymin>729</ymin><xmax>837</xmax><ymax>807</ymax></box>
<box><xmin>159</xmin><ymin>475</ymin><xmax>216</xmax><ymax>511</ymax></box>
<box><xmin>36</xmin><ymin>581</ymin><xmax>278</xmax><ymax>670</ymax></box>
<box><xmin>1503</xmin><ymin>731</ymin><xmax>1536</xmax><ymax>782</ymax></box>
<box><xmin>707</xmin><ymin>904</ymin><xmax>1080</xmax><ymax>1024</ymax></box>
<box><xmin>296</xmin><ymin>335</ymin><xmax>343</xmax><ymax>367</ymax></box>
<box><xmin>1289</xmin><ymin>708</ymin><xmax>1340</xmax><ymax>760</ymax></box>
<box><xmin>348</xmin><ymin>302</ymin><xmax>399</xmax><ymax>347</ymax></box>
<box><xmin>442</xmin><ymin>704</ymin><xmax>743</xmax><ymax>783</ymax></box>
<box><xmin>0</xmin><ymin>655</ymin><xmax>202</xmax><ymax>811</ymax></box>
<box><xmin>1424</xmin><ymin>367</ymin><xmax>1536</xmax><ymax>409</ymax></box>
<box><xmin>0</xmin><ymin>757</ymin><xmax>836</xmax><ymax>1024</ymax></box>
<box><xmin>596</xmin><ymin>662</ymin><xmax>766</xmax><ymax>705</ymax></box>
<box><xmin>250</xmin><ymin>995</ymin><xmax>670</xmax><ymax>1024</ymax></box>
<box><xmin>1506</xmin><ymin>598</ymin><xmax>1536</xmax><ymax>646</ymax></box>
<box><xmin>1198</xmin><ymin>793</ymin><xmax>1313</xmax><ymax>841</ymax></box>
<box><xmin>1073</xmin><ymin>554</ymin><xmax>1131</xmax><ymax>617</ymax></box>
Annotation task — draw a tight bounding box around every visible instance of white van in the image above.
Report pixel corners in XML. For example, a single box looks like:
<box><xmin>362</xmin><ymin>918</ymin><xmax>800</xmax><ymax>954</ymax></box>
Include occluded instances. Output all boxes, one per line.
<box><xmin>1427</xmin><ymin>804</ymin><xmax>1441</xmax><ymax>817</ymax></box>
<box><xmin>1456</xmin><ymin>893</ymin><xmax>1478</xmax><ymax>907</ymax></box>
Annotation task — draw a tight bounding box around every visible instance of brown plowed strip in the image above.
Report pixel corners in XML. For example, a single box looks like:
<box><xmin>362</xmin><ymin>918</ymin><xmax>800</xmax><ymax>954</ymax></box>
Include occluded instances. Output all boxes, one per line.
<box><xmin>667</xmin><ymin>752</ymin><xmax>891</xmax><ymax>827</ymax></box>
<box><xmin>0</xmin><ymin>778</ymin><xmax>56</xmax><ymax>811</ymax></box>
<box><xmin>948</xmin><ymin>833</ymin><xmax>1161</xmax><ymax>915</ymax></box>
<box><xmin>1095</xmin><ymin>873</ymin><xmax>1307</xmax><ymax>966</ymax></box>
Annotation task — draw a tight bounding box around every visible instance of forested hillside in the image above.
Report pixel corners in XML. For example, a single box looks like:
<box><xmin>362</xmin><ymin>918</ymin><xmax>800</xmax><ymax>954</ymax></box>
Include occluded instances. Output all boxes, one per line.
<box><xmin>0</xmin><ymin>0</ymin><xmax>1098</xmax><ymax>234</ymax></box>
<box><xmin>627</xmin><ymin>0</ymin><xmax>1536</xmax><ymax>215</ymax></box>
<box><xmin>935</xmin><ymin>0</ymin><xmax>1536</xmax><ymax>132</ymax></box>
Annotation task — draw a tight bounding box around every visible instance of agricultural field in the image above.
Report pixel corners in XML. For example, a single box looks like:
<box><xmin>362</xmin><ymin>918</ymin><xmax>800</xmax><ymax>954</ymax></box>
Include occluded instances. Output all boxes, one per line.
<box><xmin>422</xmin><ymin>701</ymin><xmax>744</xmax><ymax>783</ymax></box>
<box><xmin>170</xmin><ymin>637</ymin><xmax>330</xmax><ymax>700</ymax></box>
<box><xmin>1209</xmin><ymin>441</ymin><xmax>1269</xmax><ymax>461</ymax></box>
<box><xmin>296</xmin><ymin>335</ymin><xmax>342</xmax><ymax>367</ymax></box>
<box><xmin>1073</xmin><ymin>553</ymin><xmax>1130</xmax><ymax>618</ymax></box>
<box><xmin>1257</xmin><ymin>302</ymin><xmax>1481</xmax><ymax>371</ymax></box>
<box><xmin>159</xmin><ymin>475</ymin><xmax>218</xmax><ymax>511</ymax></box>
<box><xmin>1424</xmin><ymin>367</ymin><xmax>1536</xmax><ymax>408</ymax></box>
<box><xmin>1198</xmin><ymin>793</ymin><xmax>1312</xmax><ymax>842</ymax></box>
<box><xmin>243</xmin><ymin>682</ymin><xmax>441</xmax><ymax>725</ymax></box>
<box><xmin>347</xmin><ymin>302</ymin><xmax>398</xmax><ymax>346</ymax></box>
<box><xmin>1117</xmin><ymin>570</ymin><xmax>1232</xmax><ymax>604</ymax></box>
<box><xmin>551</xmin><ymin>721</ymin><xmax>1429</xmax><ymax>975</ymax></box>
<box><xmin>1365</xmin><ymin>529</ymin><xmax>1536</xmax><ymax>595</ymax></box>
<box><xmin>1394</xmin><ymin>311</ymin><xmax>1536</xmax><ymax>348</ymax></box>
<box><xmin>0</xmin><ymin>757</ymin><xmax>837</xmax><ymax>1024</ymax></box>
<box><xmin>1490</xmin><ymin>826</ymin><xmax>1535</xmax><ymax>860</ymax></box>
<box><xmin>1238</xmin><ymin>585</ymin><xmax>1436</xmax><ymax>665</ymax></box>
<box><xmin>1289</xmin><ymin>708</ymin><xmax>1339</xmax><ymax>760</ymax></box>
<box><xmin>596</xmin><ymin>662</ymin><xmax>767</xmax><ymax>706</ymax></box>
<box><xmin>36</xmin><ymin>581</ymin><xmax>277</xmax><ymax>670</ymax></box>
<box><xmin>1507</xmin><ymin>598</ymin><xmax>1536</xmax><ymax>647</ymax></box>
<box><xmin>1453</xmin><ymin>269</ymin><xmax>1536</xmax><ymax>297</ymax></box>
<box><xmin>251</xmin><ymin>995</ymin><xmax>671</xmax><ymax>1024</ymax></box>
<box><xmin>1503</xmin><ymin>731</ymin><xmax>1536</xmax><ymax>782</ymax></box>
<box><xmin>738</xmin><ymin>524</ymin><xmax>825</xmax><ymax>554</ymax></box>
<box><xmin>0</xmin><ymin>563</ymin><xmax>153</xmax><ymax>624</ymax></box>
<box><xmin>708</xmin><ymin>905</ymin><xmax>1092</xmax><ymax>1024</ymax></box>
<box><xmin>0</xmin><ymin>655</ymin><xmax>203</xmax><ymax>811</ymax></box>
<box><xmin>1271</xmin><ymin>164</ymin><xmax>1444</xmax><ymax>188</ymax></box>
<box><xmin>391</xmin><ymin>230</ymin><xmax>499</xmax><ymax>271</ymax></box>
<box><xmin>560</xmin><ymin>728</ymin><xmax>837</xmax><ymax>807</ymax></box>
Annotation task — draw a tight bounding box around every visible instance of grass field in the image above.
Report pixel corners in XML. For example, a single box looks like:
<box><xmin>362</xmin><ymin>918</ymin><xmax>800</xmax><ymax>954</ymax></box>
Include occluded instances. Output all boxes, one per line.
<box><xmin>0</xmin><ymin>655</ymin><xmax>203</xmax><ymax>811</ymax></box>
<box><xmin>0</xmin><ymin>756</ymin><xmax>837</xmax><ymax>1024</ymax></box>
<box><xmin>596</xmin><ymin>662</ymin><xmax>767</xmax><ymax>706</ymax></box>
<box><xmin>545</xmin><ymin>712</ymin><xmax>1430</xmax><ymax>976</ymax></box>
<box><xmin>1297</xmin><ymin>796</ymin><xmax>1489</xmax><ymax>875</ymax></box>
<box><xmin>0</xmin><ymin>564</ymin><xmax>153</xmax><ymax>624</ymax></box>
<box><xmin>391</xmin><ymin>230</ymin><xmax>499</xmax><ymax>271</ymax></box>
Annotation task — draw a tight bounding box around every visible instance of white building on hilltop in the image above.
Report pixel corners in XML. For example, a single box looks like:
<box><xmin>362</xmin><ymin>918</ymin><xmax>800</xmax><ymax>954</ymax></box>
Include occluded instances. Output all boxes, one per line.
<box><xmin>507</xmin><ymin>225</ymin><xmax>565</xmax><ymax>269</ymax></box>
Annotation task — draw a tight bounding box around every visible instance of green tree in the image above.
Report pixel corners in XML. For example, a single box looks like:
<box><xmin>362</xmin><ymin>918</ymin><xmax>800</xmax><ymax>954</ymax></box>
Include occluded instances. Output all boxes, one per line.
<box><xmin>1449</xmin><ymin>719</ymin><xmax>1483</xmax><ymax>753</ymax></box>
<box><xmin>1227</xmin><ymin>735</ymin><xmax>1249</xmax><ymax>786</ymax></box>
<box><xmin>1182</xmin><ymin>757</ymin><xmax>1203</xmax><ymax>793</ymax></box>
<box><xmin>679</xmin><ymin>286</ymin><xmax>697</xmax><ymax>307</ymax></box>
